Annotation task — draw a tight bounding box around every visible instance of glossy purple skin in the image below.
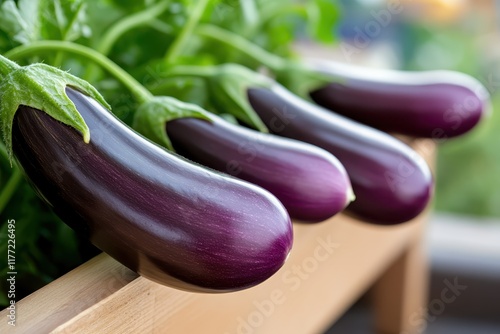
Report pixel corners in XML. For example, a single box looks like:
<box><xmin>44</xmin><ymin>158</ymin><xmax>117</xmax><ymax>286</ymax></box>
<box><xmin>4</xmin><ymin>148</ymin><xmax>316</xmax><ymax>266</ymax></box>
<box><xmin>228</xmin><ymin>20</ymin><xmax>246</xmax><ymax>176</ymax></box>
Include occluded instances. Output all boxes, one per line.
<box><xmin>248</xmin><ymin>85</ymin><xmax>434</xmax><ymax>225</ymax></box>
<box><xmin>309</xmin><ymin>64</ymin><xmax>489</xmax><ymax>138</ymax></box>
<box><xmin>12</xmin><ymin>87</ymin><xmax>293</xmax><ymax>292</ymax></box>
<box><xmin>167</xmin><ymin>115</ymin><xmax>352</xmax><ymax>222</ymax></box>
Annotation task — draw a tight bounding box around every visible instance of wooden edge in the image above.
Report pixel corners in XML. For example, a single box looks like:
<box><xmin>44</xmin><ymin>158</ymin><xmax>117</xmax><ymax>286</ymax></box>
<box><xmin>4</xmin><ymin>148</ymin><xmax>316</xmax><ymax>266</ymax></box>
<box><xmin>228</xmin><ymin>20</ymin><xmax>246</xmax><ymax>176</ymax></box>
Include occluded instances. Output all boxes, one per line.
<box><xmin>47</xmin><ymin>215</ymin><xmax>427</xmax><ymax>334</ymax></box>
<box><xmin>0</xmin><ymin>253</ymin><xmax>138</xmax><ymax>334</ymax></box>
<box><xmin>372</xmin><ymin>232</ymin><xmax>429</xmax><ymax>334</ymax></box>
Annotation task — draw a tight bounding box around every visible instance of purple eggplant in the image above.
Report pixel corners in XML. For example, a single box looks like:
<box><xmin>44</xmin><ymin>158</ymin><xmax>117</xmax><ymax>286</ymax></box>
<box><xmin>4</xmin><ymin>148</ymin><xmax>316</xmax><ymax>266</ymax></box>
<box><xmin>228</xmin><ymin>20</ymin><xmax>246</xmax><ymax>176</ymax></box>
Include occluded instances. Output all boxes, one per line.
<box><xmin>167</xmin><ymin>115</ymin><xmax>354</xmax><ymax>222</ymax></box>
<box><xmin>11</xmin><ymin>87</ymin><xmax>293</xmax><ymax>292</ymax></box>
<box><xmin>307</xmin><ymin>60</ymin><xmax>490</xmax><ymax>138</ymax></box>
<box><xmin>248</xmin><ymin>85</ymin><xmax>433</xmax><ymax>225</ymax></box>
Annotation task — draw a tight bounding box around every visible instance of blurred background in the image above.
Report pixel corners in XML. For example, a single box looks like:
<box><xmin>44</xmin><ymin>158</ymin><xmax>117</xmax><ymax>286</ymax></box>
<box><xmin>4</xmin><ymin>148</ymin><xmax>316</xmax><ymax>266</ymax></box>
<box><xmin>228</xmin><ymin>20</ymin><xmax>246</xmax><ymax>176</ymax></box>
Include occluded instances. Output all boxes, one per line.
<box><xmin>311</xmin><ymin>0</ymin><xmax>500</xmax><ymax>333</ymax></box>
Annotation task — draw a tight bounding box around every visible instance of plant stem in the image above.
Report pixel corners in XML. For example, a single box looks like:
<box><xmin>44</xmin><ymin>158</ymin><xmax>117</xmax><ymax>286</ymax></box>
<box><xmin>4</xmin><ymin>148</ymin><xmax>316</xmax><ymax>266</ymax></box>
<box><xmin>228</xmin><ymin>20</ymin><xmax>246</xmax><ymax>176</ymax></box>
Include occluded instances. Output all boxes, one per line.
<box><xmin>148</xmin><ymin>19</ymin><xmax>173</xmax><ymax>35</ymax></box>
<box><xmin>146</xmin><ymin>65</ymin><xmax>217</xmax><ymax>93</ymax></box>
<box><xmin>164</xmin><ymin>65</ymin><xmax>218</xmax><ymax>79</ymax></box>
<box><xmin>246</xmin><ymin>4</ymin><xmax>305</xmax><ymax>39</ymax></box>
<box><xmin>84</xmin><ymin>0</ymin><xmax>171</xmax><ymax>80</ymax></box>
<box><xmin>53</xmin><ymin>2</ymin><xmax>87</xmax><ymax>68</ymax></box>
<box><xmin>98</xmin><ymin>0</ymin><xmax>171</xmax><ymax>56</ymax></box>
<box><xmin>239</xmin><ymin>0</ymin><xmax>259</xmax><ymax>33</ymax></box>
<box><xmin>0</xmin><ymin>168</ymin><xmax>22</xmax><ymax>214</ymax></box>
<box><xmin>0</xmin><ymin>55</ymin><xmax>20</xmax><ymax>78</ymax></box>
<box><xmin>195</xmin><ymin>24</ymin><xmax>287</xmax><ymax>71</ymax></box>
<box><xmin>4</xmin><ymin>41</ymin><xmax>153</xmax><ymax>104</ymax></box>
<box><xmin>53</xmin><ymin>52</ymin><xmax>65</xmax><ymax>68</ymax></box>
<box><xmin>164</xmin><ymin>0</ymin><xmax>211</xmax><ymax>63</ymax></box>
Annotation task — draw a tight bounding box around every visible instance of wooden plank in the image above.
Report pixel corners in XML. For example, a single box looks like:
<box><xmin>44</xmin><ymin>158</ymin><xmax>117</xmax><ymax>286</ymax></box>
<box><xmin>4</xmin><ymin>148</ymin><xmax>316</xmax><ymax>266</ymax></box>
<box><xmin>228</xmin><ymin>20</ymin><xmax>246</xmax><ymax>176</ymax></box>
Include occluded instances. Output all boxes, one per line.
<box><xmin>369</xmin><ymin>138</ymin><xmax>435</xmax><ymax>334</ymax></box>
<box><xmin>48</xmin><ymin>214</ymin><xmax>426</xmax><ymax>334</ymax></box>
<box><xmin>371</xmin><ymin>224</ymin><xmax>429</xmax><ymax>334</ymax></box>
<box><xmin>0</xmin><ymin>253</ymin><xmax>138</xmax><ymax>334</ymax></box>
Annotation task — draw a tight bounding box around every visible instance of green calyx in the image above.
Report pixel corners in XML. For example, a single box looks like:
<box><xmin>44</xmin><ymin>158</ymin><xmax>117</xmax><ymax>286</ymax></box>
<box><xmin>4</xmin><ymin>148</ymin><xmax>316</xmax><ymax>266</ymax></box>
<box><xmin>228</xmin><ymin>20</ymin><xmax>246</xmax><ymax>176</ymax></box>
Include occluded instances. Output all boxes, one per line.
<box><xmin>274</xmin><ymin>61</ymin><xmax>334</xmax><ymax>98</ymax></box>
<box><xmin>133</xmin><ymin>96</ymin><xmax>212</xmax><ymax>151</ymax></box>
<box><xmin>0</xmin><ymin>59</ymin><xmax>110</xmax><ymax>162</ymax></box>
<box><xmin>207</xmin><ymin>64</ymin><xmax>273</xmax><ymax>132</ymax></box>
<box><xmin>160</xmin><ymin>63</ymin><xmax>273</xmax><ymax>133</ymax></box>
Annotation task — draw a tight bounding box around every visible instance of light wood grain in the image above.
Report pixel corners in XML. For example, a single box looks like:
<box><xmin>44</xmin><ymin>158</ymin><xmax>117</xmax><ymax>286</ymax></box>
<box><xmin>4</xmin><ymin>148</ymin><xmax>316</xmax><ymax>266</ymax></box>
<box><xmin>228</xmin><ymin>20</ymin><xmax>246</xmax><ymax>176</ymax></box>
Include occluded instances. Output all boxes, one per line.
<box><xmin>372</xmin><ymin>224</ymin><xmax>429</xmax><ymax>334</ymax></box>
<box><xmin>43</xmin><ymin>214</ymin><xmax>426</xmax><ymax>334</ymax></box>
<box><xmin>0</xmin><ymin>253</ymin><xmax>138</xmax><ymax>334</ymax></box>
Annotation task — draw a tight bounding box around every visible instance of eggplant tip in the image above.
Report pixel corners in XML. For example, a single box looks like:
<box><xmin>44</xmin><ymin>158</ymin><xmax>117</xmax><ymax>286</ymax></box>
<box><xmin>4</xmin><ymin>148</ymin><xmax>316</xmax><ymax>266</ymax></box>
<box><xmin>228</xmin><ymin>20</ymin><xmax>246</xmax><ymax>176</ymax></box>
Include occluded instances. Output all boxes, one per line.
<box><xmin>83</xmin><ymin>131</ymin><xmax>90</xmax><ymax>143</ymax></box>
<box><xmin>346</xmin><ymin>186</ymin><xmax>356</xmax><ymax>206</ymax></box>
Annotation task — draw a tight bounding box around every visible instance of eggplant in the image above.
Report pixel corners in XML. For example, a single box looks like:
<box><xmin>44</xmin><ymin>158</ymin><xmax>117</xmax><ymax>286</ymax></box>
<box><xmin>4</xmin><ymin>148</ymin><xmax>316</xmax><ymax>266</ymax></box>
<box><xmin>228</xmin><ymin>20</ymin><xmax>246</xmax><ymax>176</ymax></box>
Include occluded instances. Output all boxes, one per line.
<box><xmin>248</xmin><ymin>85</ymin><xmax>433</xmax><ymax>225</ymax></box>
<box><xmin>167</xmin><ymin>115</ymin><xmax>353</xmax><ymax>222</ymax></box>
<box><xmin>307</xmin><ymin>60</ymin><xmax>490</xmax><ymax>138</ymax></box>
<box><xmin>11</xmin><ymin>87</ymin><xmax>293</xmax><ymax>292</ymax></box>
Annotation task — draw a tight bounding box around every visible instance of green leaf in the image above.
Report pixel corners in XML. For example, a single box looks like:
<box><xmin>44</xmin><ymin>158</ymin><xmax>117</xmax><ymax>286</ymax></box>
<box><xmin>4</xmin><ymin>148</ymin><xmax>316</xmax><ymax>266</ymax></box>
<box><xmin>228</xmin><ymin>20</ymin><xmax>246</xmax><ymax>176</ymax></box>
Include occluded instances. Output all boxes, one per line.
<box><xmin>0</xmin><ymin>61</ymin><xmax>111</xmax><ymax>161</ymax></box>
<box><xmin>0</xmin><ymin>0</ymin><xmax>92</xmax><ymax>48</ymax></box>
<box><xmin>0</xmin><ymin>0</ymin><xmax>41</xmax><ymax>45</ymax></box>
<box><xmin>18</xmin><ymin>0</ymin><xmax>42</xmax><ymax>38</ymax></box>
<box><xmin>107</xmin><ymin>0</ymin><xmax>156</xmax><ymax>12</ymax></box>
<box><xmin>133</xmin><ymin>96</ymin><xmax>212</xmax><ymax>151</ymax></box>
<box><xmin>40</xmin><ymin>0</ymin><xmax>91</xmax><ymax>42</ymax></box>
<box><xmin>306</xmin><ymin>0</ymin><xmax>340</xmax><ymax>44</ymax></box>
<box><xmin>84</xmin><ymin>0</ymin><xmax>123</xmax><ymax>46</ymax></box>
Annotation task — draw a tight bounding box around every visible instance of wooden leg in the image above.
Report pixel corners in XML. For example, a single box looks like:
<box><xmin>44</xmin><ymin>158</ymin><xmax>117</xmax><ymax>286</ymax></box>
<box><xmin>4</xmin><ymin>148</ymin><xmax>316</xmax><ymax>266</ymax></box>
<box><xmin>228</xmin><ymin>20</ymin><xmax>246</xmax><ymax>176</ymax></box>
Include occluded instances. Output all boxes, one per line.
<box><xmin>371</xmin><ymin>236</ymin><xmax>429</xmax><ymax>334</ymax></box>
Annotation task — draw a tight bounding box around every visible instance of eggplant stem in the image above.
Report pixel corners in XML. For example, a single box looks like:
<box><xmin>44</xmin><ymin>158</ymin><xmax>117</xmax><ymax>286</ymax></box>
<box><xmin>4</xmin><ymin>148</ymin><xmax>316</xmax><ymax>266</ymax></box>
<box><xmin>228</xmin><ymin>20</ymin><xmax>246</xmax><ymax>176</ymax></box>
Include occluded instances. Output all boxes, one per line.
<box><xmin>195</xmin><ymin>24</ymin><xmax>288</xmax><ymax>72</ymax></box>
<box><xmin>4</xmin><ymin>41</ymin><xmax>153</xmax><ymax>104</ymax></box>
<box><xmin>164</xmin><ymin>0</ymin><xmax>211</xmax><ymax>63</ymax></box>
<box><xmin>0</xmin><ymin>167</ymin><xmax>22</xmax><ymax>214</ymax></box>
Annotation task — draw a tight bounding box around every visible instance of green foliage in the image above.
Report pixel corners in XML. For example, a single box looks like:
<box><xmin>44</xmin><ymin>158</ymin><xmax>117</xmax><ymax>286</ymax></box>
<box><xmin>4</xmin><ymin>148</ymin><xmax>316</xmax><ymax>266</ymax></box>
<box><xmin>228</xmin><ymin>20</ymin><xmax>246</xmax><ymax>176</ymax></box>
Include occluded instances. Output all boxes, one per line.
<box><xmin>0</xmin><ymin>0</ymin><xmax>42</xmax><ymax>45</ymax></box>
<box><xmin>0</xmin><ymin>0</ymin><xmax>341</xmax><ymax>307</ymax></box>
<box><xmin>41</xmin><ymin>0</ymin><xmax>91</xmax><ymax>42</ymax></box>
<box><xmin>307</xmin><ymin>0</ymin><xmax>341</xmax><ymax>43</ymax></box>
<box><xmin>0</xmin><ymin>0</ymin><xmax>91</xmax><ymax>48</ymax></box>
<box><xmin>436</xmin><ymin>94</ymin><xmax>500</xmax><ymax>217</ymax></box>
